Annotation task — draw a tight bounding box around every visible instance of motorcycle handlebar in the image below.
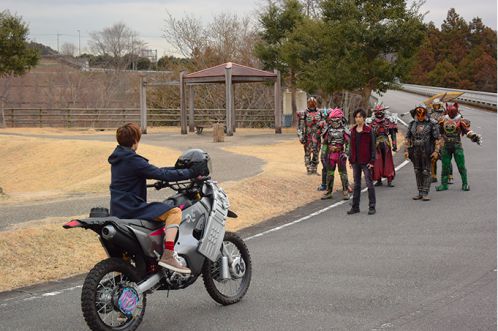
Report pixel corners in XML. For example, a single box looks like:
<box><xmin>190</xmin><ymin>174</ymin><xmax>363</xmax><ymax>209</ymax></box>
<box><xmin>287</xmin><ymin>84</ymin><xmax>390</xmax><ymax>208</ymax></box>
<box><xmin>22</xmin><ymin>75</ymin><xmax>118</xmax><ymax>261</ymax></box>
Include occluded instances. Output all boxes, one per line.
<box><xmin>146</xmin><ymin>181</ymin><xmax>168</xmax><ymax>190</ymax></box>
<box><xmin>147</xmin><ymin>176</ymin><xmax>211</xmax><ymax>191</ymax></box>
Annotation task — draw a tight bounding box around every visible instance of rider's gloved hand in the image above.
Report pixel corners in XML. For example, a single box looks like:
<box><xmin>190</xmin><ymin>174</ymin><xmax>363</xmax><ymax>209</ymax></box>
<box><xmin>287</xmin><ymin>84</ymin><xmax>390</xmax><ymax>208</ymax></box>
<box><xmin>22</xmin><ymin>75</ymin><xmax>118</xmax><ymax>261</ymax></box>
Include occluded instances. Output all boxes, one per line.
<box><xmin>190</xmin><ymin>162</ymin><xmax>208</xmax><ymax>177</ymax></box>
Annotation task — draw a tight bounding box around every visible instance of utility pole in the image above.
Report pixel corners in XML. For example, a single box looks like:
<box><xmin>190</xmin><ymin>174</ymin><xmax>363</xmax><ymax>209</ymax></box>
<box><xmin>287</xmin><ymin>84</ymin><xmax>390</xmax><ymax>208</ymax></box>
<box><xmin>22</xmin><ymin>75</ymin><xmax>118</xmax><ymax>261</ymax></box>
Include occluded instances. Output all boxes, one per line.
<box><xmin>77</xmin><ymin>29</ymin><xmax>81</xmax><ymax>56</ymax></box>
<box><xmin>131</xmin><ymin>36</ymin><xmax>136</xmax><ymax>70</ymax></box>
<box><xmin>57</xmin><ymin>32</ymin><xmax>61</xmax><ymax>53</ymax></box>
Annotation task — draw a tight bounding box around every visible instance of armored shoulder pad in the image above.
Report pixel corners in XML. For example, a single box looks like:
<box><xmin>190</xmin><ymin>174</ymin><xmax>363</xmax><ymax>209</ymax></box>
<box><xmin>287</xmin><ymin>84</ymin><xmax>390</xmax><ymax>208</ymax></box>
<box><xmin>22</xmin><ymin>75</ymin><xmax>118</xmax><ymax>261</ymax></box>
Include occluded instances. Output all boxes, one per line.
<box><xmin>460</xmin><ymin>118</ymin><xmax>471</xmax><ymax>129</ymax></box>
<box><xmin>386</xmin><ymin>114</ymin><xmax>398</xmax><ymax>124</ymax></box>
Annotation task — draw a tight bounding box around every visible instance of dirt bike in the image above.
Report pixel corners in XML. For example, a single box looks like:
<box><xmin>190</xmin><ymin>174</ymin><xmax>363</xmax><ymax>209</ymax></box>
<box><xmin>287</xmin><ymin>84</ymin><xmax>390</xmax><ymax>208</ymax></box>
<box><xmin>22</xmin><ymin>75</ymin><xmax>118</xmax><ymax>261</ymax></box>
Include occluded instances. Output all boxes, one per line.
<box><xmin>64</xmin><ymin>151</ymin><xmax>251</xmax><ymax>331</ymax></box>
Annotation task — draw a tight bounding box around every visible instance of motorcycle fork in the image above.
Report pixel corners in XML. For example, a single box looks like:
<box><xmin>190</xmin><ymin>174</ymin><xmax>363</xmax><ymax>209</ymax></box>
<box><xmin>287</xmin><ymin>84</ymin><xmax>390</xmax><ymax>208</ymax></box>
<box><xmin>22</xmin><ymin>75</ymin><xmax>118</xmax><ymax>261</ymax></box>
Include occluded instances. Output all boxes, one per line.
<box><xmin>220</xmin><ymin>243</ymin><xmax>232</xmax><ymax>280</ymax></box>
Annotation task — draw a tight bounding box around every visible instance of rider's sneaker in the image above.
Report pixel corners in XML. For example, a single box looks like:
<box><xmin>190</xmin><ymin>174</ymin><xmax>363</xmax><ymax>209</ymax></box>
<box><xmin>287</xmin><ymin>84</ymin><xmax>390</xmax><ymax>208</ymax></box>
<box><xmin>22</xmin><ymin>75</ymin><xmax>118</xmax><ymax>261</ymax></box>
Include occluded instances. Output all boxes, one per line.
<box><xmin>159</xmin><ymin>250</ymin><xmax>191</xmax><ymax>274</ymax></box>
<box><xmin>317</xmin><ymin>184</ymin><xmax>327</xmax><ymax>191</ymax></box>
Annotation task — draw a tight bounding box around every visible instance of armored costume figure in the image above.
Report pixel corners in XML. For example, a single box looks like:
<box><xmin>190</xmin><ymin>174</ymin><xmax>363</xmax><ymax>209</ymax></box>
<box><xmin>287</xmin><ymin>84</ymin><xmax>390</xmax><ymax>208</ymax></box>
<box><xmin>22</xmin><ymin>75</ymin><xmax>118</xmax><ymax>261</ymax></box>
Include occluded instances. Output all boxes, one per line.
<box><xmin>436</xmin><ymin>103</ymin><xmax>482</xmax><ymax>192</ymax></box>
<box><xmin>366</xmin><ymin>104</ymin><xmax>398</xmax><ymax>187</ymax></box>
<box><xmin>429</xmin><ymin>99</ymin><xmax>453</xmax><ymax>183</ymax></box>
<box><xmin>320</xmin><ymin>108</ymin><xmax>351</xmax><ymax>200</ymax></box>
<box><xmin>318</xmin><ymin>107</ymin><xmax>332</xmax><ymax>190</ymax></box>
<box><xmin>405</xmin><ymin>104</ymin><xmax>442</xmax><ymax>201</ymax></box>
<box><xmin>297</xmin><ymin>97</ymin><xmax>323</xmax><ymax>174</ymax></box>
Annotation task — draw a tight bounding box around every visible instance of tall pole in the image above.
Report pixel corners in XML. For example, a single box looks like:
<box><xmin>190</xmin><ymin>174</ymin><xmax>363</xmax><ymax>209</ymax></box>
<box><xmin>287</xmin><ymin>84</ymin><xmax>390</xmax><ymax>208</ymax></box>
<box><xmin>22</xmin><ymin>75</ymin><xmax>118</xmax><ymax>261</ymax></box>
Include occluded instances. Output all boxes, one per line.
<box><xmin>77</xmin><ymin>30</ymin><xmax>81</xmax><ymax>56</ymax></box>
<box><xmin>225</xmin><ymin>63</ymin><xmax>233</xmax><ymax>136</ymax></box>
<box><xmin>180</xmin><ymin>71</ymin><xmax>187</xmax><ymax>134</ymax></box>
<box><xmin>139</xmin><ymin>75</ymin><xmax>148</xmax><ymax>134</ymax></box>
<box><xmin>0</xmin><ymin>98</ymin><xmax>5</xmax><ymax>128</ymax></box>
<box><xmin>57</xmin><ymin>32</ymin><xmax>60</xmax><ymax>53</ymax></box>
<box><xmin>274</xmin><ymin>69</ymin><xmax>282</xmax><ymax>134</ymax></box>
<box><xmin>188</xmin><ymin>86</ymin><xmax>195</xmax><ymax>132</ymax></box>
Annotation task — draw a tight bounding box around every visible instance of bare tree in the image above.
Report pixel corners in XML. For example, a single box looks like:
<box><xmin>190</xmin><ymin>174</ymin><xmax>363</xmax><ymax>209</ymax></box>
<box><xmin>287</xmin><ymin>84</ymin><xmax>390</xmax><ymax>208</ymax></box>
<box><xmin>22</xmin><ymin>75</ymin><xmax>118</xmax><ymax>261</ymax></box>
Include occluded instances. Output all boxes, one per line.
<box><xmin>60</xmin><ymin>42</ymin><xmax>77</xmax><ymax>57</ymax></box>
<box><xmin>89</xmin><ymin>22</ymin><xmax>145</xmax><ymax>69</ymax></box>
<box><xmin>300</xmin><ymin>0</ymin><xmax>322</xmax><ymax>18</ymax></box>
<box><xmin>163</xmin><ymin>11</ymin><xmax>208</xmax><ymax>61</ymax></box>
<box><xmin>163</xmin><ymin>12</ymin><xmax>260</xmax><ymax>67</ymax></box>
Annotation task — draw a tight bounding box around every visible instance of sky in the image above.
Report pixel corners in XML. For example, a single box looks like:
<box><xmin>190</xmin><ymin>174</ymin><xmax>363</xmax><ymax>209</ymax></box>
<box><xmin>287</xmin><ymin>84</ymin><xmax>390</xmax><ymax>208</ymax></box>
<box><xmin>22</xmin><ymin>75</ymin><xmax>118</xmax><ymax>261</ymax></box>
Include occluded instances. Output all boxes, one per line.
<box><xmin>3</xmin><ymin>0</ymin><xmax>497</xmax><ymax>58</ymax></box>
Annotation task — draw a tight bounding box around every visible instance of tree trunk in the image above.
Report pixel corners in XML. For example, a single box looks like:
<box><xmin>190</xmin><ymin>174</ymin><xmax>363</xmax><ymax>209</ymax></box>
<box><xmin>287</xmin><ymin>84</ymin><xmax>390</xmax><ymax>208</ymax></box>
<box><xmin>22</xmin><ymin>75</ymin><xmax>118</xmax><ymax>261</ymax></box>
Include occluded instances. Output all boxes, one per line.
<box><xmin>290</xmin><ymin>69</ymin><xmax>298</xmax><ymax>127</ymax></box>
<box><xmin>361</xmin><ymin>86</ymin><xmax>373</xmax><ymax>112</ymax></box>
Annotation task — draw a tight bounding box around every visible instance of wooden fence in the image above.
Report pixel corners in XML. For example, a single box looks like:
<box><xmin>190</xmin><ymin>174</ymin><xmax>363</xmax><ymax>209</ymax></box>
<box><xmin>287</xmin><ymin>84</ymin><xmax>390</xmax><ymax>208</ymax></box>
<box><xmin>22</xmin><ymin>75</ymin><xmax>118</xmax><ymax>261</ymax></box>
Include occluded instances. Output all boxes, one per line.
<box><xmin>2</xmin><ymin>108</ymin><xmax>275</xmax><ymax>128</ymax></box>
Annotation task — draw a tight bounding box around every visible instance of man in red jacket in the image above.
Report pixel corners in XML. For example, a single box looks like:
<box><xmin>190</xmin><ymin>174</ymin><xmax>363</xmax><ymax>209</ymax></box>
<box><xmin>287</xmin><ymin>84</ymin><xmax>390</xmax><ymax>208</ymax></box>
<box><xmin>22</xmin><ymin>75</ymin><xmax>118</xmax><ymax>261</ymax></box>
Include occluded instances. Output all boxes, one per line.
<box><xmin>348</xmin><ymin>108</ymin><xmax>376</xmax><ymax>215</ymax></box>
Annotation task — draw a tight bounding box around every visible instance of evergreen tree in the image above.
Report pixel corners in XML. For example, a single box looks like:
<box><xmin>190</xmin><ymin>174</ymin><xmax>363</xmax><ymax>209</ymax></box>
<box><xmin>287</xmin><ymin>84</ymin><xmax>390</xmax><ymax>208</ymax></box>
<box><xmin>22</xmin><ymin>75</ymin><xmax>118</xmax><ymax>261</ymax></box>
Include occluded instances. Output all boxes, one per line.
<box><xmin>0</xmin><ymin>11</ymin><xmax>39</xmax><ymax>77</ymax></box>
<box><xmin>255</xmin><ymin>0</ymin><xmax>305</xmax><ymax>125</ymax></box>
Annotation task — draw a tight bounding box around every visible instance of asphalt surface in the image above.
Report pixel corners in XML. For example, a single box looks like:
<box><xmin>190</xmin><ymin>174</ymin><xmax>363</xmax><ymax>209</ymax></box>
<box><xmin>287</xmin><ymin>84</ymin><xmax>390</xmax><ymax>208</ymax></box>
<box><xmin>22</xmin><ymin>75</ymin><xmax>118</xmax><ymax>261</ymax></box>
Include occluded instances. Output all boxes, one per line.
<box><xmin>0</xmin><ymin>90</ymin><xmax>495</xmax><ymax>330</ymax></box>
<box><xmin>0</xmin><ymin>129</ymin><xmax>291</xmax><ymax>228</ymax></box>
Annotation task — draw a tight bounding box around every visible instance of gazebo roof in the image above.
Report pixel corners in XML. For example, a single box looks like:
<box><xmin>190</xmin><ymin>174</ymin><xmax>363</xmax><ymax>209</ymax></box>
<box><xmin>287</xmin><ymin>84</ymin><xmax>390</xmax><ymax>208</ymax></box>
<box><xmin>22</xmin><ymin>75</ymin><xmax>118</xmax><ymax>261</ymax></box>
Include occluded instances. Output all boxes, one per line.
<box><xmin>184</xmin><ymin>62</ymin><xmax>277</xmax><ymax>84</ymax></box>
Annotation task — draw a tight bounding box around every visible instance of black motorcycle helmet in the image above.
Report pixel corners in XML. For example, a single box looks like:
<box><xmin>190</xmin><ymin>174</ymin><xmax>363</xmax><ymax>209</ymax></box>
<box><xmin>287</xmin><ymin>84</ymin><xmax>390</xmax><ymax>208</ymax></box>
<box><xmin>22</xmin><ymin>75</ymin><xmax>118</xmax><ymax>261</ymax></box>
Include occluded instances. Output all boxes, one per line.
<box><xmin>175</xmin><ymin>149</ymin><xmax>211</xmax><ymax>176</ymax></box>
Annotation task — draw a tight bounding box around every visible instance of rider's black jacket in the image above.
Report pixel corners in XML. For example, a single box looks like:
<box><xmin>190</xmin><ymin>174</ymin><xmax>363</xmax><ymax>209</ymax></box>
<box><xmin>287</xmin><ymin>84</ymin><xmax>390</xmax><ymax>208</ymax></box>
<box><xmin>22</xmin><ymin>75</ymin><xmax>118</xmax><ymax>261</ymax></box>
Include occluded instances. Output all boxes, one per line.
<box><xmin>108</xmin><ymin>145</ymin><xmax>193</xmax><ymax>220</ymax></box>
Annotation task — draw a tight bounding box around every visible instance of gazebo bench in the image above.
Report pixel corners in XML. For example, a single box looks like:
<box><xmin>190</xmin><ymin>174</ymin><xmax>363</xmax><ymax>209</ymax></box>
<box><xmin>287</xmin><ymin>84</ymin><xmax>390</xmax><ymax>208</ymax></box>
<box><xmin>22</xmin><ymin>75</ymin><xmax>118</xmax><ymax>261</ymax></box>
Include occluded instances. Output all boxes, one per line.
<box><xmin>195</xmin><ymin>121</ymin><xmax>215</xmax><ymax>134</ymax></box>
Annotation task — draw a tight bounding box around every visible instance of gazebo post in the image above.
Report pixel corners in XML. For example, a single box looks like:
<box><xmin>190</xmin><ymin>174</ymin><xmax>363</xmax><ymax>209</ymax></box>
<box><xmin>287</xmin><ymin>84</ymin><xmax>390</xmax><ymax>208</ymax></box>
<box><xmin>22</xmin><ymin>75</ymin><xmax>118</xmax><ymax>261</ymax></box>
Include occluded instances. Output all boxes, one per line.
<box><xmin>225</xmin><ymin>63</ymin><xmax>233</xmax><ymax>136</ymax></box>
<box><xmin>231</xmin><ymin>83</ymin><xmax>236</xmax><ymax>132</ymax></box>
<box><xmin>274</xmin><ymin>69</ymin><xmax>282</xmax><ymax>134</ymax></box>
<box><xmin>139</xmin><ymin>74</ymin><xmax>148</xmax><ymax>134</ymax></box>
<box><xmin>188</xmin><ymin>85</ymin><xmax>195</xmax><ymax>132</ymax></box>
<box><xmin>180</xmin><ymin>71</ymin><xmax>187</xmax><ymax>135</ymax></box>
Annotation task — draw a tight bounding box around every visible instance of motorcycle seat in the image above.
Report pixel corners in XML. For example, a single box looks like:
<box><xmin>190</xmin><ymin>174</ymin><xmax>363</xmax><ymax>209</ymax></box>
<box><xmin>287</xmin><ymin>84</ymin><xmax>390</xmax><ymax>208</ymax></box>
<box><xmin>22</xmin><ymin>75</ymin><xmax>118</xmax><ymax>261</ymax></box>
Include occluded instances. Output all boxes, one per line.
<box><xmin>121</xmin><ymin>218</ymin><xmax>165</xmax><ymax>230</ymax></box>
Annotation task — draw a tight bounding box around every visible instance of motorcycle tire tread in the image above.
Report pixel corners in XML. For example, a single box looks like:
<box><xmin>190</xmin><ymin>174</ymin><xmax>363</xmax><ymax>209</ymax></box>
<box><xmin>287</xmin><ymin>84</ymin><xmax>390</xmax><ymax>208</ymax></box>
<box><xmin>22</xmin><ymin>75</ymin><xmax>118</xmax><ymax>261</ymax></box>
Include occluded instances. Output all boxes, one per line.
<box><xmin>202</xmin><ymin>231</ymin><xmax>252</xmax><ymax>306</ymax></box>
<box><xmin>81</xmin><ymin>258</ymin><xmax>146</xmax><ymax>331</ymax></box>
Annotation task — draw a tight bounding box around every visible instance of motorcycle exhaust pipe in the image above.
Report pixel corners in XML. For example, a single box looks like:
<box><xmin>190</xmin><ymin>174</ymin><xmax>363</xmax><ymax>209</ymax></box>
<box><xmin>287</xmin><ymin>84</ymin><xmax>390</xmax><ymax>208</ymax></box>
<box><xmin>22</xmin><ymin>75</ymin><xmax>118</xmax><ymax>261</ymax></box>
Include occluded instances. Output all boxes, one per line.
<box><xmin>101</xmin><ymin>225</ymin><xmax>141</xmax><ymax>255</ymax></box>
<box><xmin>101</xmin><ymin>225</ymin><xmax>116</xmax><ymax>240</ymax></box>
<box><xmin>136</xmin><ymin>272</ymin><xmax>162</xmax><ymax>294</ymax></box>
<box><xmin>221</xmin><ymin>256</ymin><xmax>230</xmax><ymax>280</ymax></box>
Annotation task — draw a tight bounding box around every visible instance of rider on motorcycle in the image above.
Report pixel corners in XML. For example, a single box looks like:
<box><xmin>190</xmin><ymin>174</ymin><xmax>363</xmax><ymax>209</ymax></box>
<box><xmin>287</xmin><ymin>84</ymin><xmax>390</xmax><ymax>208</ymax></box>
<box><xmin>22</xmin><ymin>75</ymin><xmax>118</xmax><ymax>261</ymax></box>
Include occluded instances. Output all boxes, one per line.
<box><xmin>108</xmin><ymin>123</ymin><xmax>207</xmax><ymax>274</ymax></box>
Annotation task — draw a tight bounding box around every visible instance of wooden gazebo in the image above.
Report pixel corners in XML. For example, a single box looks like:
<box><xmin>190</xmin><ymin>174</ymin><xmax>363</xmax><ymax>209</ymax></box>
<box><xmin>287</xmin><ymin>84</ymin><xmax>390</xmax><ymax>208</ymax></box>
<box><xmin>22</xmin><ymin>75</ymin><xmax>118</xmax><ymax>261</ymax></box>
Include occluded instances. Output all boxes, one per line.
<box><xmin>179</xmin><ymin>62</ymin><xmax>282</xmax><ymax>135</ymax></box>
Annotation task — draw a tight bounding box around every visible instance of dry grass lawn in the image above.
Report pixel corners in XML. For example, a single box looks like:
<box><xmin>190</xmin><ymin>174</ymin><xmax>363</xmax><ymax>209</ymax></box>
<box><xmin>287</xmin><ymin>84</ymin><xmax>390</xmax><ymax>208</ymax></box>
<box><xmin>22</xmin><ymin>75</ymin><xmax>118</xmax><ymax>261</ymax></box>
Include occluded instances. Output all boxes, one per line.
<box><xmin>0</xmin><ymin>135</ymin><xmax>180</xmax><ymax>203</ymax></box>
<box><xmin>0</xmin><ymin>130</ymin><xmax>404</xmax><ymax>291</ymax></box>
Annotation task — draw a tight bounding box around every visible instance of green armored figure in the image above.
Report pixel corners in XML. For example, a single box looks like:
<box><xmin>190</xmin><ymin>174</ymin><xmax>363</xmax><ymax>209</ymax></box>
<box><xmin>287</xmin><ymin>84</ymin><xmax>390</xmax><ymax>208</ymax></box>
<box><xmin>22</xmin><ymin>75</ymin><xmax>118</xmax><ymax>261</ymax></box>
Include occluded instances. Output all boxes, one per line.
<box><xmin>436</xmin><ymin>103</ymin><xmax>482</xmax><ymax>192</ymax></box>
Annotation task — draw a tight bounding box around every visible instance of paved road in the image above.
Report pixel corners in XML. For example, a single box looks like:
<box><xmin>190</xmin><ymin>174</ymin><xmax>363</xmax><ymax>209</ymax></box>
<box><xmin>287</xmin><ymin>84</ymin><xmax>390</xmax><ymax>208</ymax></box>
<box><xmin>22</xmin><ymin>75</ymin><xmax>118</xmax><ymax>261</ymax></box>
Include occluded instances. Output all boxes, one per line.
<box><xmin>0</xmin><ymin>130</ymin><xmax>294</xmax><ymax>228</ymax></box>
<box><xmin>0</xmin><ymin>90</ymin><xmax>495</xmax><ymax>330</ymax></box>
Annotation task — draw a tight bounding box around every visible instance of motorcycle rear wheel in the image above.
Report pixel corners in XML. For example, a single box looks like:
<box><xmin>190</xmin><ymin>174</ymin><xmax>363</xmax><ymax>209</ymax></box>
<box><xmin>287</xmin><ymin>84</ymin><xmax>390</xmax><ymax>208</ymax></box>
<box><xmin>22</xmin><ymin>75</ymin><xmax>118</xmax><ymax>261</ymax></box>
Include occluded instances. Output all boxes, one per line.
<box><xmin>81</xmin><ymin>258</ymin><xmax>147</xmax><ymax>331</ymax></box>
<box><xmin>202</xmin><ymin>231</ymin><xmax>252</xmax><ymax>305</ymax></box>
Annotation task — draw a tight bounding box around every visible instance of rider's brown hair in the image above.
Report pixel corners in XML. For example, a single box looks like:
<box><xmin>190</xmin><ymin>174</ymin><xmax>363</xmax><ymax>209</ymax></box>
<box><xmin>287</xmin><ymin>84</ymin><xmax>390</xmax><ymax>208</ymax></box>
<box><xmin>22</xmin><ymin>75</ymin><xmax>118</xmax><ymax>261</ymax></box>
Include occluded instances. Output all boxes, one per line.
<box><xmin>116</xmin><ymin>123</ymin><xmax>142</xmax><ymax>147</ymax></box>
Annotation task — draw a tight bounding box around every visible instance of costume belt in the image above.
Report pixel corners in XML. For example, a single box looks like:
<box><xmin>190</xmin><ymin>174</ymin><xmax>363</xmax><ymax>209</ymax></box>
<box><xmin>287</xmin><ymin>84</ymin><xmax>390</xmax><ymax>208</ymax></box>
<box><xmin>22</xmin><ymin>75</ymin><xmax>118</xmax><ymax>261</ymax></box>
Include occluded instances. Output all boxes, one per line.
<box><xmin>329</xmin><ymin>145</ymin><xmax>343</xmax><ymax>152</ymax></box>
<box><xmin>412</xmin><ymin>139</ymin><xmax>428</xmax><ymax>146</ymax></box>
<box><xmin>376</xmin><ymin>136</ymin><xmax>391</xmax><ymax>148</ymax></box>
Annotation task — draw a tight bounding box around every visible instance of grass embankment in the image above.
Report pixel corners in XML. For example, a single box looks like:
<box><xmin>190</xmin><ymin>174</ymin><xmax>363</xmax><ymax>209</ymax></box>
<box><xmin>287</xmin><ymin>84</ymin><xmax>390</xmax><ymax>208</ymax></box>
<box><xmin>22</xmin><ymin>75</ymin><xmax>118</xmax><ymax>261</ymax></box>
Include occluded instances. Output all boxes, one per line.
<box><xmin>0</xmin><ymin>131</ymin><xmax>404</xmax><ymax>291</ymax></box>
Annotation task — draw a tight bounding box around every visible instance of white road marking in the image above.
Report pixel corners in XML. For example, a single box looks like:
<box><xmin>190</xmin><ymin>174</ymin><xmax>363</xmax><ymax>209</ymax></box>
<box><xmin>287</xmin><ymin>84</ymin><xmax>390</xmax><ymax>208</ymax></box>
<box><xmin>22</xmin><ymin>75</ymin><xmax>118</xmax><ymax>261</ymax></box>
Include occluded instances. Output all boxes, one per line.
<box><xmin>245</xmin><ymin>160</ymin><xmax>410</xmax><ymax>241</ymax></box>
<box><xmin>1</xmin><ymin>159</ymin><xmax>412</xmax><ymax>307</ymax></box>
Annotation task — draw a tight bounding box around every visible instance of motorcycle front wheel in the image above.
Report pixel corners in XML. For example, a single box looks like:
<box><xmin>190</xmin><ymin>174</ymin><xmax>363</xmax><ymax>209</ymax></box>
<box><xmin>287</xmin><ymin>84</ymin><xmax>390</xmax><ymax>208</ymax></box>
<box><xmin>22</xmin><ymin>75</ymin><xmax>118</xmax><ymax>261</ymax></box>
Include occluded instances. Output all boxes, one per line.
<box><xmin>202</xmin><ymin>231</ymin><xmax>252</xmax><ymax>305</ymax></box>
<box><xmin>81</xmin><ymin>258</ymin><xmax>146</xmax><ymax>331</ymax></box>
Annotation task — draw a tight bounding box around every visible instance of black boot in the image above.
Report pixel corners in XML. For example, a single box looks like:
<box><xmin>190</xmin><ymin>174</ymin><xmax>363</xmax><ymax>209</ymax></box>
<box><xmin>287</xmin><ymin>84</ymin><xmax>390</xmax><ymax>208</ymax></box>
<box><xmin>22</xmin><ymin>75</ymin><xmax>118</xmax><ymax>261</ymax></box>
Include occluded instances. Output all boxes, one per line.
<box><xmin>347</xmin><ymin>208</ymin><xmax>360</xmax><ymax>215</ymax></box>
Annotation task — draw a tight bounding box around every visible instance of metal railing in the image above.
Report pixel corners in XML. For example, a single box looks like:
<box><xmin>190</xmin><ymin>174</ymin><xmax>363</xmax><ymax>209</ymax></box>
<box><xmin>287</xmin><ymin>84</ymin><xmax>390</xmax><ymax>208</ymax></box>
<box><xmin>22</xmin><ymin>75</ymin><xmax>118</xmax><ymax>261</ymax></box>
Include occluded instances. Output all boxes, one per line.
<box><xmin>399</xmin><ymin>83</ymin><xmax>497</xmax><ymax>110</ymax></box>
<box><xmin>1</xmin><ymin>108</ymin><xmax>275</xmax><ymax>128</ymax></box>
